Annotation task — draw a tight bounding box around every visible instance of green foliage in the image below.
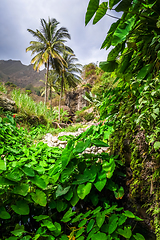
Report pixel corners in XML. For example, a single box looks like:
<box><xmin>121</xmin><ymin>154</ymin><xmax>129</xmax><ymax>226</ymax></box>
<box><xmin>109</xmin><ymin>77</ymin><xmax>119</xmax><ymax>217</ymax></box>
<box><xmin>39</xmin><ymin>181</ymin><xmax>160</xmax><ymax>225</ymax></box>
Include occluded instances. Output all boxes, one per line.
<box><xmin>0</xmin><ymin>82</ymin><xmax>7</xmax><ymax>94</ymax></box>
<box><xmin>86</xmin><ymin>0</ymin><xmax>160</xmax><ymax>80</ymax></box>
<box><xmin>0</xmin><ymin>115</ymin><xmax>144</xmax><ymax>239</ymax></box>
<box><xmin>11</xmin><ymin>89</ymin><xmax>57</xmax><ymax>125</ymax></box>
<box><xmin>85</xmin><ymin>0</ymin><xmax>159</xmax><ymax>237</ymax></box>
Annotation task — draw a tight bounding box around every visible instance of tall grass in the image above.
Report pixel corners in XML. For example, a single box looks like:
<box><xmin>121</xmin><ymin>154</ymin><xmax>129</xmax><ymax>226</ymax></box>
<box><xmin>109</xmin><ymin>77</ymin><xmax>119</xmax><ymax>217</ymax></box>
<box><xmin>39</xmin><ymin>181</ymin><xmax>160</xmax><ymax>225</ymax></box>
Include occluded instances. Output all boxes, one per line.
<box><xmin>0</xmin><ymin>82</ymin><xmax>7</xmax><ymax>94</ymax></box>
<box><xmin>11</xmin><ymin>89</ymin><xmax>56</xmax><ymax>122</ymax></box>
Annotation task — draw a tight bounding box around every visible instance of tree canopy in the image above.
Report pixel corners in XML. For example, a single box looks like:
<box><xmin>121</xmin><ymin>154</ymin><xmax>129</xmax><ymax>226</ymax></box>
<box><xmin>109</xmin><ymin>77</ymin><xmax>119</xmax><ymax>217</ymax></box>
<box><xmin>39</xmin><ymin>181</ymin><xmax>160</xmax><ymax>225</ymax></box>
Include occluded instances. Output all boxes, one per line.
<box><xmin>26</xmin><ymin>18</ymin><xmax>72</xmax><ymax>104</ymax></box>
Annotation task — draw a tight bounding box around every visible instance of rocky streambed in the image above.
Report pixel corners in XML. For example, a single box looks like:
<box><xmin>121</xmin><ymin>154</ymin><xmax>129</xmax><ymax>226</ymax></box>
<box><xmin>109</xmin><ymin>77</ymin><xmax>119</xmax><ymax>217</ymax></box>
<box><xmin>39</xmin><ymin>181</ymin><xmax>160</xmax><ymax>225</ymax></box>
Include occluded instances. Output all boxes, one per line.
<box><xmin>43</xmin><ymin>124</ymin><xmax>109</xmax><ymax>154</ymax></box>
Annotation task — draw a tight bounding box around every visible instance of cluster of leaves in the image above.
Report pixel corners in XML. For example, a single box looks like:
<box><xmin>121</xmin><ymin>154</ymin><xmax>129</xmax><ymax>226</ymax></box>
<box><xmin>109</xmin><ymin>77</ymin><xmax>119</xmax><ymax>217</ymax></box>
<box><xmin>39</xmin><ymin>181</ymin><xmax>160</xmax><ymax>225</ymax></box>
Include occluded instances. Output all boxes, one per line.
<box><xmin>86</xmin><ymin>0</ymin><xmax>160</xmax><ymax>80</ymax></box>
<box><xmin>0</xmin><ymin>116</ymin><xmax>145</xmax><ymax>239</ymax></box>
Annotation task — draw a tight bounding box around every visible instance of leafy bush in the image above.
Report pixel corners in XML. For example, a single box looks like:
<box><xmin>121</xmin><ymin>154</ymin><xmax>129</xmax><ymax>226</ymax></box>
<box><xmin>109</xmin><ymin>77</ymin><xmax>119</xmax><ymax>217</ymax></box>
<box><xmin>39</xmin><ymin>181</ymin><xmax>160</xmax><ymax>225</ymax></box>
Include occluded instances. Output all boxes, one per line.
<box><xmin>0</xmin><ymin>116</ymin><xmax>145</xmax><ymax>239</ymax></box>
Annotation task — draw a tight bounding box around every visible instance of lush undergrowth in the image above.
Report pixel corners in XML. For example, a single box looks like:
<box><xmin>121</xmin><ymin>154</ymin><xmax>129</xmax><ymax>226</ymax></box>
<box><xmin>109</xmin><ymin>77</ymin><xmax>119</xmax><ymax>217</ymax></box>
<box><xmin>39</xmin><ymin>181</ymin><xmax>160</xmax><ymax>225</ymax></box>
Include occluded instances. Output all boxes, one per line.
<box><xmin>0</xmin><ymin>115</ymin><xmax>145</xmax><ymax>240</ymax></box>
<box><xmin>99</xmin><ymin>77</ymin><xmax>160</xmax><ymax>238</ymax></box>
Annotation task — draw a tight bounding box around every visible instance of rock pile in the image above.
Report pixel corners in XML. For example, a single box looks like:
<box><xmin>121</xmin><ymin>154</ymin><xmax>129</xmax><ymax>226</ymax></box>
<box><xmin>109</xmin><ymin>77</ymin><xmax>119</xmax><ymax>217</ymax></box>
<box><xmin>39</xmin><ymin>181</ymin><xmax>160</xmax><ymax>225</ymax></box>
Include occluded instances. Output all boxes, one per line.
<box><xmin>43</xmin><ymin>125</ymin><xmax>109</xmax><ymax>154</ymax></box>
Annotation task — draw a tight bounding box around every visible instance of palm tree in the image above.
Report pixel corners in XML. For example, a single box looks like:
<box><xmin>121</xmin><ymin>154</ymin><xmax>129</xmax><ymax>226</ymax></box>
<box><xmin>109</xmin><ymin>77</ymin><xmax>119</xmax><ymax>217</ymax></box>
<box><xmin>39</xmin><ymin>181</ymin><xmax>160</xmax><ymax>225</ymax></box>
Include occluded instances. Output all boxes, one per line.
<box><xmin>40</xmin><ymin>71</ymin><xmax>60</xmax><ymax>110</ymax></box>
<box><xmin>58</xmin><ymin>53</ymin><xmax>82</xmax><ymax>121</ymax></box>
<box><xmin>26</xmin><ymin>17</ymin><xmax>71</xmax><ymax>104</ymax></box>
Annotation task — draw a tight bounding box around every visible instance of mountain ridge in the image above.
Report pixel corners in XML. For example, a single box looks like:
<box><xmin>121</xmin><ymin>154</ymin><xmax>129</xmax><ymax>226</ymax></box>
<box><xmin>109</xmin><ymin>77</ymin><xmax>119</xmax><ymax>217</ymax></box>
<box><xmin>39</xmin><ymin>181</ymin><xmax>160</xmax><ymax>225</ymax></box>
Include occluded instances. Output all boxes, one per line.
<box><xmin>0</xmin><ymin>59</ymin><xmax>45</xmax><ymax>88</ymax></box>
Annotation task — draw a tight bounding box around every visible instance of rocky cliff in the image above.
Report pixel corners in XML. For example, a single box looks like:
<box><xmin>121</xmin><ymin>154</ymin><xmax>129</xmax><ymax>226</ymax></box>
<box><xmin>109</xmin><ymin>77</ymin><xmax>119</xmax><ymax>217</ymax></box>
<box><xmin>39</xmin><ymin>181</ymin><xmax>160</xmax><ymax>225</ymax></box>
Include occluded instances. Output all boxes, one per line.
<box><xmin>65</xmin><ymin>87</ymin><xmax>90</xmax><ymax>114</ymax></box>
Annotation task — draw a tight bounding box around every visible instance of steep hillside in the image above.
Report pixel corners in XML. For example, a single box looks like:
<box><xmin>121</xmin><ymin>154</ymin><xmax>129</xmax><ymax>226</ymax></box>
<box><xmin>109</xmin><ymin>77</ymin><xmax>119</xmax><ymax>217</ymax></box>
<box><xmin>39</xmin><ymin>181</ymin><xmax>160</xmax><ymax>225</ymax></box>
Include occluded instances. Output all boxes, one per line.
<box><xmin>0</xmin><ymin>59</ymin><xmax>45</xmax><ymax>88</ymax></box>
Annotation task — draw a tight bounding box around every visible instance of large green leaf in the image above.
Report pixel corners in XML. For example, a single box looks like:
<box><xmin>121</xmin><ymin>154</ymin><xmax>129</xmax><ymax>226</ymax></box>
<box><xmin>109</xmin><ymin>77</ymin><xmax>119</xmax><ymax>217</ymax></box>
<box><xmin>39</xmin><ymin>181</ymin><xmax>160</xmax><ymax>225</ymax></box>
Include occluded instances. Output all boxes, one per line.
<box><xmin>74</xmin><ymin>140</ymin><xmax>90</xmax><ymax>154</ymax></box>
<box><xmin>112</xmin><ymin>17</ymin><xmax>136</xmax><ymax>46</ymax></box>
<box><xmin>118</xmin><ymin>215</ymin><xmax>127</xmax><ymax>226</ymax></box>
<box><xmin>75</xmin><ymin>227</ymin><xmax>85</xmax><ymax>238</ymax></box>
<box><xmin>64</xmin><ymin>188</ymin><xmax>74</xmax><ymax>201</ymax></box>
<box><xmin>70</xmin><ymin>188</ymin><xmax>79</xmax><ymax>206</ymax></box>
<box><xmin>91</xmin><ymin>232</ymin><xmax>107</xmax><ymax>240</ymax></box>
<box><xmin>78</xmin><ymin>219</ymin><xmax>88</xmax><ymax>228</ymax></box>
<box><xmin>30</xmin><ymin>175</ymin><xmax>47</xmax><ymax>189</ymax></box>
<box><xmin>99</xmin><ymin>61</ymin><xmax>118</xmax><ymax>72</ymax></box>
<box><xmin>123</xmin><ymin>210</ymin><xmax>136</xmax><ymax>218</ymax></box>
<box><xmin>61</xmin><ymin>207</ymin><xmax>76</xmax><ymax>222</ymax></box>
<box><xmin>108</xmin><ymin>216</ymin><xmax>118</xmax><ymax>234</ymax></box>
<box><xmin>0</xmin><ymin>206</ymin><xmax>11</xmax><ymax>219</ymax></box>
<box><xmin>56</xmin><ymin>200</ymin><xmax>67</xmax><ymax>212</ymax></box>
<box><xmin>117</xmin><ymin>227</ymin><xmax>132</xmax><ymax>238</ymax></box>
<box><xmin>0</xmin><ymin>176</ymin><xmax>15</xmax><ymax>185</ymax></box>
<box><xmin>87</xmin><ymin>219</ymin><xmax>95</xmax><ymax>233</ymax></box>
<box><xmin>12</xmin><ymin>183</ymin><xmax>29</xmax><ymax>196</ymax></box>
<box><xmin>53</xmin><ymin>222</ymin><xmax>62</xmax><ymax>236</ymax></box>
<box><xmin>154</xmin><ymin>141</ymin><xmax>160</xmax><ymax>150</ymax></box>
<box><xmin>33</xmin><ymin>215</ymin><xmax>49</xmax><ymax>222</ymax></box>
<box><xmin>74</xmin><ymin>165</ymin><xmax>97</xmax><ymax>184</ymax></box>
<box><xmin>115</xmin><ymin>0</ymin><xmax>132</xmax><ymax>12</ymax></box>
<box><xmin>91</xmin><ymin>140</ymin><xmax>109</xmax><ymax>147</ymax></box>
<box><xmin>102</xmin><ymin>158</ymin><xmax>116</xmax><ymax>178</ymax></box>
<box><xmin>133</xmin><ymin>233</ymin><xmax>145</xmax><ymax>240</ymax></box>
<box><xmin>56</xmin><ymin>185</ymin><xmax>70</xmax><ymax>198</ymax></box>
<box><xmin>85</xmin><ymin>0</ymin><xmax>100</xmax><ymax>26</ymax></box>
<box><xmin>11</xmin><ymin>225</ymin><xmax>26</xmax><ymax>237</ymax></box>
<box><xmin>61</xmin><ymin>142</ymin><xmax>73</xmax><ymax>169</ymax></box>
<box><xmin>41</xmin><ymin>220</ymin><xmax>56</xmax><ymax>231</ymax></box>
<box><xmin>31</xmin><ymin>189</ymin><xmax>47</xmax><ymax>206</ymax></box>
<box><xmin>11</xmin><ymin>200</ymin><xmax>29</xmax><ymax>215</ymax></box>
<box><xmin>77</xmin><ymin>182</ymin><xmax>92</xmax><ymax>199</ymax></box>
<box><xmin>96</xmin><ymin>211</ymin><xmax>105</xmax><ymax>228</ymax></box>
<box><xmin>93</xmin><ymin>2</ymin><xmax>108</xmax><ymax>24</ymax></box>
<box><xmin>0</xmin><ymin>160</ymin><xmax>6</xmax><ymax>170</ymax></box>
<box><xmin>21</xmin><ymin>166</ymin><xmax>35</xmax><ymax>177</ymax></box>
<box><xmin>5</xmin><ymin>169</ymin><xmax>23</xmax><ymax>182</ymax></box>
<box><xmin>137</xmin><ymin>64</ymin><xmax>153</xmax><ymax>80</ymax></box>
<box><xmin>94</xmin><ymin>171</ymin><xmax>107</xmax><ymax>191</ymax></box>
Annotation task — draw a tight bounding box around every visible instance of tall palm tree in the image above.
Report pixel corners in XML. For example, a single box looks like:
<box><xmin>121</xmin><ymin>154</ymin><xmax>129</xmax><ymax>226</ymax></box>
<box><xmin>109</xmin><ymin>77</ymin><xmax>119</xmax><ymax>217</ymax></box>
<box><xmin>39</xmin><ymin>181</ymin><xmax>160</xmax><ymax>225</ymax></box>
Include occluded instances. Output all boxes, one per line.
<box><xmin>26</xmin><ymin>17</ymin><xmax>71</xmax><ymax>104</ymax></box>
<box><xmin>58</xmin><ymin>53</ymin><xmax>82</xmax><ymax>121</ymax></box>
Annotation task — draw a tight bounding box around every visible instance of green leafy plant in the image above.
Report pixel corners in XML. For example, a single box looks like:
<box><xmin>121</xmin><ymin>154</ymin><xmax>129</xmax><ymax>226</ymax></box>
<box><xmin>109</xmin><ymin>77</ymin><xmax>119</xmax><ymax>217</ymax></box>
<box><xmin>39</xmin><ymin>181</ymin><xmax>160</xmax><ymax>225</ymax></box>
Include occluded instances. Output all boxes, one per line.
<box><xmin>0</xmin><ymin>115</ymin><xmax>145</xmax><ymax>239</ymax></box>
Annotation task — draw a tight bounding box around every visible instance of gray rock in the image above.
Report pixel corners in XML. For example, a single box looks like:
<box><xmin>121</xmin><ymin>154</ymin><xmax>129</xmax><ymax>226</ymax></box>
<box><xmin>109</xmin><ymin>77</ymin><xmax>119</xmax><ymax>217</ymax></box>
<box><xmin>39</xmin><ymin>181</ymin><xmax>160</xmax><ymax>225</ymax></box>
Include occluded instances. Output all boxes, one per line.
<box><xmin>0</xmin><ymin>95</ymin><xmax>17</xmax><ymax>112</ymax></box>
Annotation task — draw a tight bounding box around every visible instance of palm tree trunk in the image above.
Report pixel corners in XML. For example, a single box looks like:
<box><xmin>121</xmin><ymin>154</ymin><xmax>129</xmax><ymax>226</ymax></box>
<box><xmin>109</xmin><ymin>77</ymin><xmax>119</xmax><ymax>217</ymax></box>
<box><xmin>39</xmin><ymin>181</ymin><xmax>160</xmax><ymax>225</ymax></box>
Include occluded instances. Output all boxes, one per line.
<box><xmin>59</xmin><ymin>78</ymin><xmax>63</xmax><ymax>122</ymax></box>
<box><xmin>50</xmin><ymin>84</ymin><xmax>52</xmax><ymax>111</ymax></box>
<box><xmin>44</xmin><ymin>58</ymin><xmax>49</xmax><ymax>105</ymax></box>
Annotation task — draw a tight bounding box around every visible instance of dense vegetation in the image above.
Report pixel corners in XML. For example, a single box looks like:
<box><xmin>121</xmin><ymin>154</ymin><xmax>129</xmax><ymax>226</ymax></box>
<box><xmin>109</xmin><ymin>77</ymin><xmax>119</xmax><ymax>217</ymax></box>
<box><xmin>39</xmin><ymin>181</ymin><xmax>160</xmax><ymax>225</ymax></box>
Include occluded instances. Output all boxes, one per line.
<box><xmin>85</xmin><ymin>0</ymin><xmax>160</xmax><ymax>239</ymax></box>
<box><xmin>1</xmin><ymin>0</ymin><xmax>160</xmax><ymax>239</ymax></box>
<box><xmin>0</xmin><ymin>115</ymin><xmax>146</xmax><ymax>240</ymax></box>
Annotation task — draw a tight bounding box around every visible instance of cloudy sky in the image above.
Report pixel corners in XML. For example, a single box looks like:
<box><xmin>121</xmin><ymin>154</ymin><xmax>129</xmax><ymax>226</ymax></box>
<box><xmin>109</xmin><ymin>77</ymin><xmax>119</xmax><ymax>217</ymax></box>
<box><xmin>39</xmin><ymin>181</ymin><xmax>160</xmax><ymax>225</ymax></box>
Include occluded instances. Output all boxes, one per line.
<box><xmin>0</xmin><ymin>0</ymin><xmax>119</xmax><ymax>68</ymax></box>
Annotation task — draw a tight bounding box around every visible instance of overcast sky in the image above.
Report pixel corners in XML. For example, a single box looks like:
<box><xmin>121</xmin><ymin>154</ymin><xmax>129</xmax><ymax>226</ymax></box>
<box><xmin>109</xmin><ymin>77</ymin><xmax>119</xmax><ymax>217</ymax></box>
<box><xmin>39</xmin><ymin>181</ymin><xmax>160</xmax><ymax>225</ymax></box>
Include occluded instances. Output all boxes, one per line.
<box><xmin>0</xmin><ymin>0</ymin><xmax>120</xmax><ymax>68</ymax></box>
